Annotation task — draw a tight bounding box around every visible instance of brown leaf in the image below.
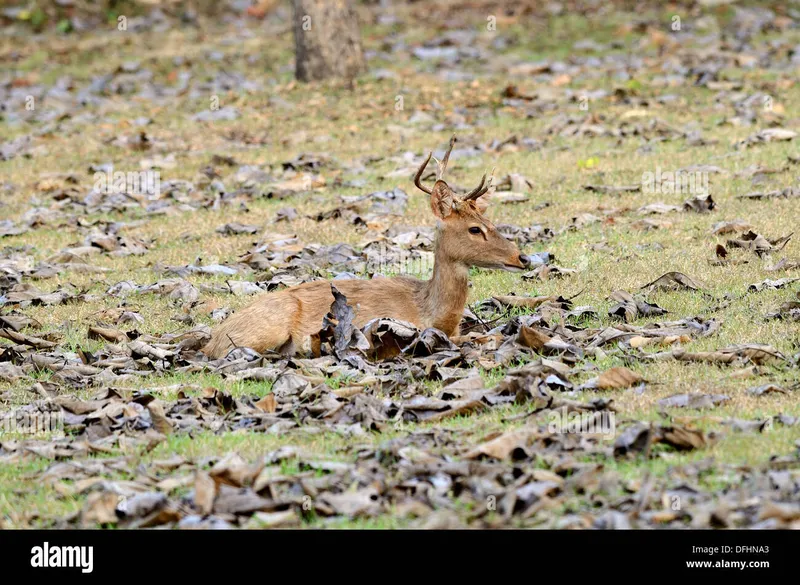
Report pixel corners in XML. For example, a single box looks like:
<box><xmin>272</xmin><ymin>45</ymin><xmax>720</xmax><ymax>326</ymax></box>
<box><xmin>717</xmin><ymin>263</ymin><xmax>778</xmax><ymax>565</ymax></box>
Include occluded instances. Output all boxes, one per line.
<box><xmin>638</xmin><ymin>202</ymin><xmax>681</xmax><ymax>215</ymax></box>
<box><xmin>652</xmin><ymin>344</ymin><xmax>786</xmax><ymax>366</ymax></box>
<box><xmin>608</xmin><ymin>290</ymin><xmax>667</xmax><ymax>322</ymax></box>
<box><xmin>596</xmin><ymin>367</ymin><xmax>643</xmax><ymax>390</ymax></box>
<box><xmin>0</xmin><ymin>327</ymin><xmax>57</xmax><ymax>349</ymax></box>
<box><xmin>216</xmin><ymin>222</ymin><xmax>259</xmax><ymax>236</ymax></box>
<box><xmin>213</xmin><ymin>485</ymin><xmax>275</xmax><ymax>516</ymax></box>
<box><xmin>0</xmin><ymin>314</ymin><xmax>41</xmax><ymax>331</ymax></box>
<box><xmin>583</xmin><ymin>184</ymin><xmax>640</xmax><ymax>194</ymax></box>
<box><xmin>465</xmin><ymin>428</ymin><xmax>542</xmax><ymax>460</ymax></box>
<box><xmin>404</xmin><ymin>396</ymin><xmax>486</xmax><ymax>422</ymax></box>
<box><xmin>361</xmin><ymin>318</ymin><xmax>418</xmax><ymax>361</ymax></box>
<box><xmin>55</xmin><ymin>396</ymin><xmax>108</xmax><ymax>415</ymax></box>
<box><xmin>81</xmin><ymin>491</ymin><xmax>120</xmax><ymax>526</ymax></box>
<box><xmin>152</xmin><ymin>455</ymin><xmax>187</xmax><ymax>471</ymax></box>
<box><xmin>711</xmin><ymin>219</ymin><xmax>751</xmax><ymax>235</ymax></box>
<box><xmin>658</xmin><ymin>425</ymin><xmax>708</xmax><ymax>451</ymax></box>
<box><xmin>613</xmin><ymin>423</ymin><xmax>651</xmax><ymax>457</ymax></box>
<box><xmin>727</xmin><ymin>230</ymin><xmax>792</xmax><ymax>257</ymax></box>
<box><xmin>331</xmin><ymin>386</ymin><xmax>363</xmax><ymax>399</ymax></box>
<box><xmin>147</xmin><ymin>401</ymin><xmax>173</xmax><ymax>435</ymax></box>
<box><xmin>129</xmin><ymin>340</ymin><xmax>174</xmax><ymax>362</ymax></box>
<box><xmin>683</xmin><ymin>194</ymin><xmax>715</xmax><ymax>213</ymax></box>
<box><xmin>246</xmin><ymin>510</ymin><xmax>301</xmax><ymax>528</ymax></box>
<box><xmin>765</xmin><ymin>258</ymin><xmax>800</xmax><ymax>273</ymax></box>
<box><xmin>640</xmin><ymin>271</ymin><xmax>703</xmax><ymax>293</ymax></box>
<box><xmin>758</xmin><ymin>502</ymin><xmax>800</xmax><ymax>522</ymax></box>
<box><xmin>116</xmin><ymin>492</ymin><xmax>167</xmax><ymax>521</ymax></box>
<box><xmin>209</xmin><ymin>452</ymin><xmax>262</xmax><ymax>487</ymax></box>
<box><xmin>318</xmin><ymin>488</ymin><xmax>382</xmax><ymax>518</ymax></box>
<box><xmin>747</xmin><ymin>384</ymin><xmax>789</xmax><ymax>397</ymax></box>
<box><xmin>194</xmin><ymin>471</ymin><xmax>217</xmax><ymax>515</ymax></box>
<box><xmin>88</xmin><ymin>325</ymin><xmax>129</xmax><ymax>343</ymax></box>
<box><xmin>255</xmin><ymin>394</ymin><xmax>277</xmax><ymax>413</ymax></box>
<box><xmin>517</xmin><ymin>325</ymin><xmax>553</xmax><ymax>350</ymax></box>
<box><xmin>629</xmin><ymin>334</ymin><xmax>690</xmax><ymax>348</ymax></box>
<box><xmin>492</xmin><ymin>294</ymin><xmax>564</xmax><ymax>309</ymax></box>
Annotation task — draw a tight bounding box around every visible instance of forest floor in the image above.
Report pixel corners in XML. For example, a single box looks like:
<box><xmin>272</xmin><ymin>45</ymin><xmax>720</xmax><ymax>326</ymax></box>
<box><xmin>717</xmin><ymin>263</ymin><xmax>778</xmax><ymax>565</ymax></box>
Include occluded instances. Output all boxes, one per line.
<box><xmin>1</xmin><ymin>1</ymin><xmax>799</xmax><ymax>528</ymax></box>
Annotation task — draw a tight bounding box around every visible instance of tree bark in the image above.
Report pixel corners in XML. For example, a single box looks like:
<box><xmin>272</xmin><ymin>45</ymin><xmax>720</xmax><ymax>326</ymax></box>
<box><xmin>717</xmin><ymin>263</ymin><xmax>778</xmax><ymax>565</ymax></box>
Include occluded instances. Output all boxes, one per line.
<box><xmin>293</xmin><ymin>0</ymin><xmax>367</xmax><ymax>82</ymax></box>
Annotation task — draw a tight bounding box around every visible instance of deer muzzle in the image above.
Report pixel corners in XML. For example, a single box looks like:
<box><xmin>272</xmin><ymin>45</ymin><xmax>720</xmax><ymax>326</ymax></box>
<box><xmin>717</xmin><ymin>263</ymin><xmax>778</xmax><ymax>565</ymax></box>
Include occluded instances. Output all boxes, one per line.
<box><xmin>503</xmin><ymin>254</ymin><xmax>530</xmax><ymax>272</ymax></box>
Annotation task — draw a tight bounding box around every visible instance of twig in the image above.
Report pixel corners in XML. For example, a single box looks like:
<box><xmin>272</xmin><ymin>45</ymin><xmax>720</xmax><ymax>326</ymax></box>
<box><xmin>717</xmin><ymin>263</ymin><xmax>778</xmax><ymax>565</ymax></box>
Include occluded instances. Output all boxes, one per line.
<box><xmin>468</xmin><ymin>303</ymin><xmax>490</xmax><ymax>333</ymax></box>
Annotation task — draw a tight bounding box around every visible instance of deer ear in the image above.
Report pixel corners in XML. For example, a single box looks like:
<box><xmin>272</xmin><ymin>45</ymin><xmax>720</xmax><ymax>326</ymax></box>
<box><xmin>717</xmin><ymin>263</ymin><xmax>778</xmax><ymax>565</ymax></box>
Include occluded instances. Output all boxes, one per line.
<box><xmin>430</xmin><ymin>183</ymin><xmax>454</xmax><ymax>219</ymax></box>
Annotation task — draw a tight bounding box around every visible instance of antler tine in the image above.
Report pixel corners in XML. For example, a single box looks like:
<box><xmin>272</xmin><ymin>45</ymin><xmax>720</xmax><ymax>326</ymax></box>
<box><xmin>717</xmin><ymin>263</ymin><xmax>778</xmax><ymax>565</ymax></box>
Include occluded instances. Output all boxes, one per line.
<box><xmin>436</xmin><ymin>134</ymin><xmax>457</xmax><ymax>180</ymax></box>
<box><xmin>463</xmin><ymin>174</ymin><xmax>488</xmax><ymax>201</ymax></box>
<box><xmin>414</xmin><ymin>151</ymin><xmax>433</xmax><ymax>195</ymax></box>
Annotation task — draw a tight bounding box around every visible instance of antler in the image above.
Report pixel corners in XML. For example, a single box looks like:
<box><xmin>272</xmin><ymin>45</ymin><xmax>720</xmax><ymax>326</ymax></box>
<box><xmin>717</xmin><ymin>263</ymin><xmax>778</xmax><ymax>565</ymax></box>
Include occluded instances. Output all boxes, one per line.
<box><xmin>464</xmin><ymin>167</ymin><xmax>495</xmax><ymax>201</ymax></box>
<box><xmin>463</xmin><ymin>174</ymin><xmax>488</xmax><ymax>200</ymax></box>
<box><xmin>414</xmin><ymin>151</ymin><xmax>433</xmax><ymax>195</ymax></box>
<box><xmin>414</xmin><ymin>135</ymin><xmax>491</xmax><ymax>202</ymax></box>
<box><xmin>436</xmin><ymin>135</ymin><xmax>456</xmax><ymax>180</ymax></box>
<box><xmin>414</xmin><ymin>135</ymin><xmax>457</xmax><ymax>195</ymax></box>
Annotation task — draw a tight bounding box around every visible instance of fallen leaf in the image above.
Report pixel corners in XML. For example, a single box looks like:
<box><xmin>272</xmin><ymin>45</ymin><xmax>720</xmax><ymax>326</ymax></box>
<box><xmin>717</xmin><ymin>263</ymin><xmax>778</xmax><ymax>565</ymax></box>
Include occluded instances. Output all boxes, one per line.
<box><xmin>640</xmin><ymin>272</ymin><xmax>703</xmax><ymax>293</ymax></box>
<box><xmin>147</xmin><ymin>401</ymin><xmax>173</xmax><ymax>435</ymax></box>
<box><xmin>594</xmin><ymin>367</ymin><xmax>643</xmax><ymax>390</ymax></box>
<box><xmin>194</xmin><ymin>471</ymin><xmax>217</xmax><ymax>515</ymax></box>
<box><xmin>255</xmin><ymin>394</ymin><xmax>277</xmax><ymax>413</ymax></box>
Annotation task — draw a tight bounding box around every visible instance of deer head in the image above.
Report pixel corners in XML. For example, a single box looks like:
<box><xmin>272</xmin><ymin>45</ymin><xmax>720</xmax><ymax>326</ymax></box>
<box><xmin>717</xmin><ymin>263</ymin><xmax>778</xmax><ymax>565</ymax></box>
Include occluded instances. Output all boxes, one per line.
<box><xmin>414</xmin><ymin>135</ymin><xmax>530</xmax><ymax>272</ymax></box>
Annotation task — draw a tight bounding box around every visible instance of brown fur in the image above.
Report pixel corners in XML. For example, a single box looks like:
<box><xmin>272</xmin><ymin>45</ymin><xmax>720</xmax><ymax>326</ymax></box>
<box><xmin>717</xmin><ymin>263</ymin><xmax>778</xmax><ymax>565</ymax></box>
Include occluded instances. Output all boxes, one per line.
<box><xmin>202</xmin><ymin>137</ymin><xmax>527</xmax><ymax>359</ymax></box>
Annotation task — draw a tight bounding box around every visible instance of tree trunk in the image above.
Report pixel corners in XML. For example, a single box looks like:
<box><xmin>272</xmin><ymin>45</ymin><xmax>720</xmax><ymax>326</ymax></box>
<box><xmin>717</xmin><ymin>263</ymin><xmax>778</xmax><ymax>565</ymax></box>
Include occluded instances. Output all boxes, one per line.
<box><xmin>293</xmin><ymin>0</ymin><xmax>367</xmax><ymax>82</ymax></box>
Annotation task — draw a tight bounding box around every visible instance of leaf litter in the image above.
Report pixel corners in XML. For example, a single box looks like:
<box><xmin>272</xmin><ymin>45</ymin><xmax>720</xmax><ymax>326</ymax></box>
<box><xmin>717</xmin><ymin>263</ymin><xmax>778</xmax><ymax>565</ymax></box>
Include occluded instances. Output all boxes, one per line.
<box><xmin>2</xmin><ymin>271</ymin><xmax>795</xmax><ymax>528</ymax></box>
<box><xmin>1</xmin><ymin>1</ymin><xmax>799</xmax><ymax>531</ymax></box>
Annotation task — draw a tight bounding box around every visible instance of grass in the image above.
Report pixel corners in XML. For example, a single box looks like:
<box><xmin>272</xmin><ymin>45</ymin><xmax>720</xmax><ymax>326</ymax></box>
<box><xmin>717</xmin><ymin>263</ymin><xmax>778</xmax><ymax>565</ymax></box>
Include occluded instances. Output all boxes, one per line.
<box><xmin>1</xmin><ymin>1</ymin><xmax>799</xmax><ymax>527</ymax></box>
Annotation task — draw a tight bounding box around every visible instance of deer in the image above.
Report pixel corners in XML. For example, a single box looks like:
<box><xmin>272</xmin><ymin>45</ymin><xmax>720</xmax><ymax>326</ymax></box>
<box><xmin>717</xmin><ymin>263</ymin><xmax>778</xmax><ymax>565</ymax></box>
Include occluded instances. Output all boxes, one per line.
<box><xmin>202</xmin><ymin>135</ymin><xmax>531</xmax><ymax>359</ymax></box>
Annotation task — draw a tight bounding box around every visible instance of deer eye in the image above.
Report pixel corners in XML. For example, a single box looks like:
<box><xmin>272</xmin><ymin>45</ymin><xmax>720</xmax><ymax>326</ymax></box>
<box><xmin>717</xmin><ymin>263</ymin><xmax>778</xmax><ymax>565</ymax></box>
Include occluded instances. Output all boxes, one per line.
<box><xmin>468</xmin><ymin>227</ymin><xmax>482</xmax><ymax>235</ymax></box>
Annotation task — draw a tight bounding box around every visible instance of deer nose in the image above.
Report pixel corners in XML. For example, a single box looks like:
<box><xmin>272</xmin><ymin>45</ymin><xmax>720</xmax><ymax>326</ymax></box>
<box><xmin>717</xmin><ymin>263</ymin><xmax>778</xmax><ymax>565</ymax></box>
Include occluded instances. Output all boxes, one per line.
<box><xmin>519</xmin><ymin>254</ymin><xmax>531</xmax><ymax>267</ymax></box>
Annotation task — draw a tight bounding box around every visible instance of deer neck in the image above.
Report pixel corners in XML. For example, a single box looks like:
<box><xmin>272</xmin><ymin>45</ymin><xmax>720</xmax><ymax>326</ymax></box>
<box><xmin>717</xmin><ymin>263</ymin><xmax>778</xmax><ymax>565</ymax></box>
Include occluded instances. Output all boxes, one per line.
<box><xmin>418</xmin><ymin>236</ymin><xmax>469</xmax><ymax>335</ymax></box>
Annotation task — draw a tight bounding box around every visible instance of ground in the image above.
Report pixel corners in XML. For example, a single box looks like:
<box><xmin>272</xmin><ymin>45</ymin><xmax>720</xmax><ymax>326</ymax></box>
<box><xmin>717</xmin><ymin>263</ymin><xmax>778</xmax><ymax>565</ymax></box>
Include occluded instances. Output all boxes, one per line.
<box><xmin>0</xmin><ymin>1</ymin><xmax>799</xmax><ymax>528</ymax></box>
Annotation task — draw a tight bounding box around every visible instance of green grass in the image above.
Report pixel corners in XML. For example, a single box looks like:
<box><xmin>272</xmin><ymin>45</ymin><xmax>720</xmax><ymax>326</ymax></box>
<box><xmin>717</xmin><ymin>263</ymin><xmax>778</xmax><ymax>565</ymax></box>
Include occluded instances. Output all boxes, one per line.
<box><xmin>1</xmin><ymin>1</ymin><xmax>799</xmax><ymax>528</ymax></box>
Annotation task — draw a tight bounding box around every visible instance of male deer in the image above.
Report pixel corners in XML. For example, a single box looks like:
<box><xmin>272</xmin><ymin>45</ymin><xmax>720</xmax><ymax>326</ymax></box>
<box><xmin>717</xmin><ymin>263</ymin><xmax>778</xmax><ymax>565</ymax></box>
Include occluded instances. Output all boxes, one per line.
<box><xmin>202</xmin><ymin>136</ymin><xmax>530</xmax><ymax>359</ymax></box>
